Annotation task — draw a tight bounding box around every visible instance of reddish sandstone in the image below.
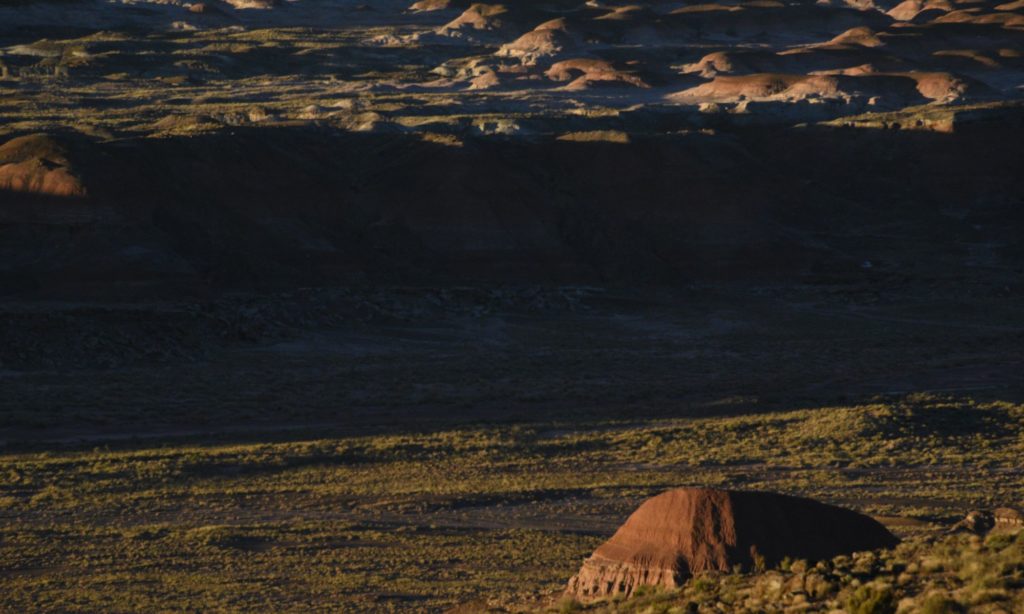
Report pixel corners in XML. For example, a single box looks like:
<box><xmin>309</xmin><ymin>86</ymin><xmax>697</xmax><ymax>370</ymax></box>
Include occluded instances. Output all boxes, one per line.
<box><xmin>568</xmin><ymin>488</ymin><xmax>898</xmax><ymax>601</ymax></box>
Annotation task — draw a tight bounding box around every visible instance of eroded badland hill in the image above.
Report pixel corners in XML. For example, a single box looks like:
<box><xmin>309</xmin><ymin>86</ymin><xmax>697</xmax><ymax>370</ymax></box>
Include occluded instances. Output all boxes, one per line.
<box><xmin>1</xmin><ymin>1</ymin><xmax>1023</xmax><ymax>612</ymax></box>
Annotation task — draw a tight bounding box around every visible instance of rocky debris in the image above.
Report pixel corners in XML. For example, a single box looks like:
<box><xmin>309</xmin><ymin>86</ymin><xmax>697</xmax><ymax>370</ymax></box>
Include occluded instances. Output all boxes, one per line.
<box><xmin>566</xmin><ymin>488</ymin><xmax>898</xmax><ymax>602</ymax></box>
<box><xmin>950</xmin><ymin>507</ymin><xmax>1024</xmax><ymax>534</ymax></box>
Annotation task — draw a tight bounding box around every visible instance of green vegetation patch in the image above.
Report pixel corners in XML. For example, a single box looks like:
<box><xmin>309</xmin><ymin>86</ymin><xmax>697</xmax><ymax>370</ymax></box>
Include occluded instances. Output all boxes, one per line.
<box><xmin>2</xmin><ymin>394</ymin><xmax>1022</xmax><ymax>611</ymax></box>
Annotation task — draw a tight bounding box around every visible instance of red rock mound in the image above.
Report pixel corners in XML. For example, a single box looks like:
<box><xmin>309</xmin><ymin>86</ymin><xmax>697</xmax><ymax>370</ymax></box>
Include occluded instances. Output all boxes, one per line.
<box><xmin>905</xmin><ymin>70</ymin><xmax>972</xmax><ymax>100</ymax></box>
<box><xmin>409</xmin><ymin>0</ymin><xmax>455</xmax><ymax>10</ymax></box>
<box><xmin>669</xmin><ymin>73</ymin><xmax>817</xmax><ymax>102</ymax></box>
<box><xmin>496</xmin><ymin>18</ymin><xmax>577</xmax><ymax>64</ymax></box>
<box><xmin>818</xmin><ymin>26</ymin><xmax>886</xmax><ymax>48</ymax></box>
<box><xmin>887</xmin><ymin>0</ymin><xmax>953</xmax><ymax>21</ymax></box>
<box><xmin>667</xmin><ymin>70</ymin><xmax>980</xmax><ymax>105</ymax></box>
<box><xmin>567</xmin><ymin>488</ymin><xmax>898</xmax><ymax>602</ymax></box>
<box><xmin>0</xmin><ymin>134</ymin><xmax>86</xmax><ymax>198</ymax></box>
<box><xmin>438</xmin><ymin>3</ymin><xmax>510</xmax><ymax>37</ymax></box>
<box><xmin>223</xmin><ymin>0</ymin><xmax>277</xmax><ymax>9</ymax></box>
<box><xmin>545</xmin><ymin>58</ymin><xmax>649</xmax><ymax>89</ymax></box>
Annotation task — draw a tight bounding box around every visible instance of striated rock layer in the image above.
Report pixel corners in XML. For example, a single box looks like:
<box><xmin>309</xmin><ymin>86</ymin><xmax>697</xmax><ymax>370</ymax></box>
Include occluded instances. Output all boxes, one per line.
<box><xmin>568</xmin><ymin>488</ymin><xmax>898</xmax><ymax>601</ymax></box>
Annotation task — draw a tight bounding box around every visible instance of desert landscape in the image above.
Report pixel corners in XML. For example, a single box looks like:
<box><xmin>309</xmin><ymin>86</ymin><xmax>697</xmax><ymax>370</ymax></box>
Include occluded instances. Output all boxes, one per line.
<box><xmin>1</xmin><ymin>0</ymin><xmax>1023</xmax><ymax>612</ymax></box>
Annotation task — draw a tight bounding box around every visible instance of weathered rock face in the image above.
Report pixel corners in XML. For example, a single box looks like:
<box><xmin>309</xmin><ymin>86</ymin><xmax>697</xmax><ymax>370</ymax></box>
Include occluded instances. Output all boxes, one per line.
<box><xmin>567</xmin><ymin>488</ymin><xmax>898</xmax><ymax>601</ymax></box>
<box><xmin>998</xmin><ymin>507</ymin><xmax>1024</xmax><ymax>530</ymax></box>
<box><xmin>950</xmin><ymin>507</ymin><xmax>1024</xmax><ymax>535</ymax></box>
<box><xmin>0</xmin><ymin>134</ymin><xmax>86</xmax><ymax>198</ymax></box>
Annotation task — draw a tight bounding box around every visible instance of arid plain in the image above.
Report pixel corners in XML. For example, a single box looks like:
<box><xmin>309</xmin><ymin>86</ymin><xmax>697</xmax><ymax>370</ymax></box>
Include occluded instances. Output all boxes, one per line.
<box><xmin>1</xmin><ymin>0</ymin><xmax>1023</xmax><ymax>612</ymax></box>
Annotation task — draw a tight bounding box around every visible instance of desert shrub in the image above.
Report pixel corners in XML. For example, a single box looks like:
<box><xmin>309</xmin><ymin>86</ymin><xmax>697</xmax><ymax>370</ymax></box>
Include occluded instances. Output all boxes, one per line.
<box><xmin>689</xmin><ymin>576</ymin><xmax>716</xmax><ymax>596</ymax></box>
<box><xmin>752</xmin><ymin>551</ymin><xmax>767</xmax><ymax>573</ymax></box>
<box><xmin>716</xmin><ymin>573</ymin><xmax>743</xmax><ymax>604</ymax></box>
<box><xmin>614</xmin><ymin>586</ymin><xmax>679</xmax><ymax>613</ymax></box>
<box><xmin>122</xmin><ymin>526</ymin><xmax>168</xmax><ymax>542</ymax></box>
<box><xmin>846</xmin><ymin>583</ymin><xmax>896</xmax><ymax>614</ymax></box>
<box><xmin>920</xmin><ymin>593</ymin><xmax>963</xmax><ymax>614</ymax></box>
<box><xmin>29</xmin><ymin>484</ymin><xmax>74</xmax><ymax>507</ymax></box>
<box><xmin>962</xmin><ymin>588</ymin><xmax>1012</xmax><ymax>606</ymax></box>
<box><xmin>632</xmin><ymin>585</ymin><xmax>654</xmax><ymax>598</ymax></box>
<box><xmin>805</xmin><ymin>572</ymin><xmax>837</xmax><ymax>600</ymax></box>
<box><xmin>984</xmin><ymin>531</ymin><xmax>1016</xmax><ymax>551</ymax></box>
<box><xmin>185</xmin><ymin>525</ymin><xmax>259</xmax><ymax>549</ymax></box>
<box><xmin>555</xmin><ymin>596</ymin><xmax>581</xmax><ymax>613</ymax></box>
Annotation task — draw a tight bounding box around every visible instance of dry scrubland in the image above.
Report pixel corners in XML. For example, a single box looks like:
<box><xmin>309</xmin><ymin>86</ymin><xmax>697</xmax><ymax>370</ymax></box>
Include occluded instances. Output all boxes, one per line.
<box><xmin>1</xmin><ymin>0</ymin><xmax>1024</xmax><ymax>612</ymax></box>
<box><xmin>562</xmin><ymin>530</ymin><xmax>1024</xmax><ymax>614</ymax></box>
<box><xmin>2</xmin><ymin>395</ymin><xmax>1023</xmax><ymax>612</ymax></box>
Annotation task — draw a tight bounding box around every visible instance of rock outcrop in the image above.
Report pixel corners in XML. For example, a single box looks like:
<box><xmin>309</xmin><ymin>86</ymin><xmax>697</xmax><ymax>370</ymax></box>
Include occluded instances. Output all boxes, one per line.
<box><xmin>567</xmin><ymin>488</ymin><xmax>899</xmax><ymax>602</ymax></box>
<box><xmin>438</xmin><ymin>3</ymin><xmax>511</xmax><ymax>39</ymax></box>
<box><xmin>545</xmin><ymin>58</ymin><xmax>649</xmax><ymax>90</ymax></box>
<box><xmin>950</xmin><ymin>507</ymin><xmax>1024</xmax><ymax>535</ymax></box>
<box><xmin>496</xmin><ymin>19</ymin><xmax>576</xmax><ymax>65</ymax></box>
<box><xmin>0</xmin><ymin>134</ymin><xmax>86</xmax><ymax>198</ymax></box>
<box><xmin>224</xmin><ymin>0</ymin><xmax>277</xmax><ymax>9</ymax></box>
